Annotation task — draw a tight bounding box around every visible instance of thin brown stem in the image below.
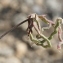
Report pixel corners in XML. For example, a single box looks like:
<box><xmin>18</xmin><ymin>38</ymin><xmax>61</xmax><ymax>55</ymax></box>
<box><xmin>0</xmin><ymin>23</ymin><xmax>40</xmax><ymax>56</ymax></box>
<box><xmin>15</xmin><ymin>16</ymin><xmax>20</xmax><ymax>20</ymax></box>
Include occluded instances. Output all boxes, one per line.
<box><xmin>0</xmin><ymin>19</ymin><xmax>28</xmax><ymax>39</ymax></box>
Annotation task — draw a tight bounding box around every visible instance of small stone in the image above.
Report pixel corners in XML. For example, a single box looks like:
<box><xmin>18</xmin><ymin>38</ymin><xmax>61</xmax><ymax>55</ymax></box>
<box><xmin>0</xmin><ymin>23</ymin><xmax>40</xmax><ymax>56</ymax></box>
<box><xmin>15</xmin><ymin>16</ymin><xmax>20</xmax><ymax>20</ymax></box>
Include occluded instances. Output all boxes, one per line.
<box><xmin>0</xmin><ymin>57</ymin><xmax>6</xmax><ymax>63</ymax></box>
<box><xmin>35</xmin><ymin>0</ymin><xmax>44</xmax><ymax>6</ymax></box>
<box><xmin>24</xmin><ymin>0</ymin><xmax>34</xmax><ymax>5</ymax></box>
<box><xmin>0</xmin><ymin>21</ymin><xmax>11</xmax><ymax>30</ymax></box>
<box><xmin>6</xmin><ymin>56</ymin><xmax>21</xmax><ymax>63</ymax></box>
<box><xmin>21</xmin><ymin>4</ymin><xmax>29</xmax><ymax>13</ymax></box>
<box><xmin>2</xmin><ymin>34</ymin><xmax>16</xmax><ymax>46</ymax></box>
<box><xmin>0</xmin><ymin>0</ymin><xmax>11</xmax><ymax>7</ymax></box>
<box><xmin>0</xmin><ymin>42</ymin><xmax>14</xmax><ymax>57</ymax></box>
<box><xmin>15</xmin><ymin>41</ymin><xmax>27</xmax><ymax>58</ymax></box>
<box><xmin>32</xmin><ymin>5</ymin><xmax>42</xmax><ymax>14</ymax></box>
<box><xmin>13</xmin><ymin>13</ymin><xmax>27</xmax><ymax>30</ymax></box>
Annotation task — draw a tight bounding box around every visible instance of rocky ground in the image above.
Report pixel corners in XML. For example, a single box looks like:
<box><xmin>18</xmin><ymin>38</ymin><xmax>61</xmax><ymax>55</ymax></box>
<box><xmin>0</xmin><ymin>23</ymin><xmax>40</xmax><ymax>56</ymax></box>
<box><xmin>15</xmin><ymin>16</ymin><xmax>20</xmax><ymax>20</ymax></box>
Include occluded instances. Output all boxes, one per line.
<box><xmin>0</xmin><ymin>0</ymin><xmax>63</xmax><ymax>63</ymax></box>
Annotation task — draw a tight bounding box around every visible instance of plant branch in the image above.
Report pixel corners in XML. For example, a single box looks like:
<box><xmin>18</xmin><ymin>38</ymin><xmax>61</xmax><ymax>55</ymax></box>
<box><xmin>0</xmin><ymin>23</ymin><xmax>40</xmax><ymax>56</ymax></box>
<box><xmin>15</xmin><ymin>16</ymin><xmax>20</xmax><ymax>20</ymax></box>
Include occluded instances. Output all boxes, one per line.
<box><xmin>0</xmin><ymin>19</ymin><xmax>28</xmax><ymax>39</ymax></box>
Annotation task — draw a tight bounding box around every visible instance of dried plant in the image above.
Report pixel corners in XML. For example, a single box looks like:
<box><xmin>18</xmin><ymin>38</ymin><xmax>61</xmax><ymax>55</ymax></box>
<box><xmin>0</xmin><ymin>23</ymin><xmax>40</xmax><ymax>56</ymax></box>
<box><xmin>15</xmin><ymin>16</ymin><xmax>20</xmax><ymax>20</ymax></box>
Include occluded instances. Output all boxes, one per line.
<box><xmin>0</xmin><ymin>13</ymin><xmax>63</xmax><ymax>50</ymax></box>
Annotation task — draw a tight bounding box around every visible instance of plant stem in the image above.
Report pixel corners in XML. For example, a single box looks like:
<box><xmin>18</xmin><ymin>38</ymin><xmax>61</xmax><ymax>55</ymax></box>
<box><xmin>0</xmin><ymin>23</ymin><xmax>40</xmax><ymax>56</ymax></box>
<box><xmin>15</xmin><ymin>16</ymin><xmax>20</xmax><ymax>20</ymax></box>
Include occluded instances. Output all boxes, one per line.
<box><xmin>0</xmin><ymin>19</ymin><xmax>28</xmax><ymax>39</ymax></box>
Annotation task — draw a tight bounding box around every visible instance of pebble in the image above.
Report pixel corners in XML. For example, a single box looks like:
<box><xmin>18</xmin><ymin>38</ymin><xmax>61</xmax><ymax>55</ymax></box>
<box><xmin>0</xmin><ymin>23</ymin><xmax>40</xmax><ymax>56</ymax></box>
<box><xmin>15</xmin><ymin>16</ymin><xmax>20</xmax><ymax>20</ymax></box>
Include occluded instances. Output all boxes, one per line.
<box><xmin>35</xmin><ymin>0</ymin><xmax>44</xmax><ymax>6</ymax></box>
<box><xmin>21</xmin><ymin>4</ymin><xmax>29</xmax><ymax>13</ymax></box>
<box><xmin>24</xmin><ymin>0</ymin><xmax>34</xmax><ymax>6</ymax></box>
<box><xmin>15</xmin><ymin>41</ymin><xmax>27</xmax><ymax>58</ymax></box>
<box><xmin>32</xmin><ymin>5</ymin><xmax>42</xmax><ymax>14</ymax></box>
<box><xmin>5</xmin><ymin>56</ymin><xmax>21</xmax><ymax>63</ymax></box>
<box><xmin>0</xmin><ymin>56</ymin><xmax>21</xmax><ymax>63</ymax></box>
<box><xmin>0</xmin><ymin>42</ymin><xmax>14</xmax><ymax>57</ymax></box>
<box><xmin>13</xmin><ymin>13</ymin><xmax>27</xmax><ymax>30</ymax></box>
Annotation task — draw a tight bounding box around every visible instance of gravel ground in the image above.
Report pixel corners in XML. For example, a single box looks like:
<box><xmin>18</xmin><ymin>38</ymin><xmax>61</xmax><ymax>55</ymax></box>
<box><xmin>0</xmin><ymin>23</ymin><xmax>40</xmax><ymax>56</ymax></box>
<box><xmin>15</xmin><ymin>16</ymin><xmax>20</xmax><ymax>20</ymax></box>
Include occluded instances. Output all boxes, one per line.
<box><xmin>0</xmin><ymin>0</ymin><xmax>63</xmax><ymax>63</ymax></box>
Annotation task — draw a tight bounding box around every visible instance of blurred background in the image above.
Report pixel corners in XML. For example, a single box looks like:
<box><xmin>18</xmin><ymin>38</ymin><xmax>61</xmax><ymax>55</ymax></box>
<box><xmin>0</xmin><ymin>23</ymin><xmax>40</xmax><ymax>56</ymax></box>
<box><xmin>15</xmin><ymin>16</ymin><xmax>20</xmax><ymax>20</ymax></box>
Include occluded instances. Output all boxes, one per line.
<box><xmin>0</xmin><ymin>0</ymin><xmax>63</xmax><ymax>63</ymax></box>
